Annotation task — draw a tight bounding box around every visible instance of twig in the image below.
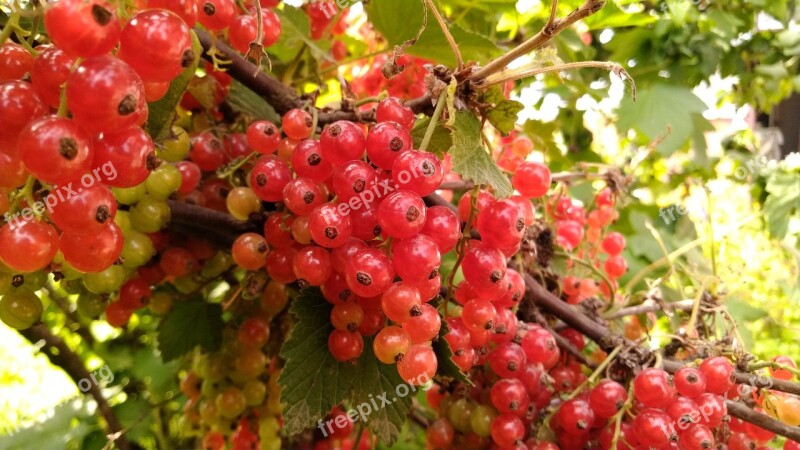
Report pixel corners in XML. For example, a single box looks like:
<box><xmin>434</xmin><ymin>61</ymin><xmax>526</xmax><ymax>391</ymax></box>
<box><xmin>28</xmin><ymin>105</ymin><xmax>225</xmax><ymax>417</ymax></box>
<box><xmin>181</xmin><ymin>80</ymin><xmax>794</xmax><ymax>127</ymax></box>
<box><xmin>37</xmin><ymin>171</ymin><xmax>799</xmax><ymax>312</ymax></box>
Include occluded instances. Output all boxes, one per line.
<box><xmin>725</xmin><ymin>401</ymin><xmax>800</xmax><ymax>442</ymax></box>
<box><xmin>603</xmin><ymin>299</ymin><xmax>695</xmax><ymax>319</ymax></box>
<box><xmin>46</xmin><ymin>283</ymin><xmax>95</xmax><ymax>346</ymax></box>
<box><xmin>18</xmin><ymin>324</ymin><xmax>130</xmax><ymax>450</ymax></box>
<box><xmin>469</xmin><ymin>0</ymin><xmax>606</xmax><ymax>82</ymax></box>
<box><xmin>195</xmin><ymin>28</ymin><xmax>434</xmax><ymax>124</ymax></box>
<box><xmin>423</xmin><ymin>0</ymin><xmax>463</xmax><ymax>69</ymax></box>
<box><xmin>481</xmin><ymin>61</ymin><xmax>636</xmax><ymax>100</ymax></box>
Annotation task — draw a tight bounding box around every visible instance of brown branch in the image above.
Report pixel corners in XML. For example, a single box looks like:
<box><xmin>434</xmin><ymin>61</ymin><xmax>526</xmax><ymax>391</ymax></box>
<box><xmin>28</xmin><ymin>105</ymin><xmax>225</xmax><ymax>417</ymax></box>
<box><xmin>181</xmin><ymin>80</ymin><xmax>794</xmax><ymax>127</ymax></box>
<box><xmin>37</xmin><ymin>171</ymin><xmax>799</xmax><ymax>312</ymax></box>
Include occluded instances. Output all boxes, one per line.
<box><xmin>725</xmin><ymin>401</ymin><xmax>800</xmax><ymax>442</ymax></box>
<box><xmin>194</xmin><ymin>29</ymin><xmax>434</xmax><ymax>125</ymax></box>
<box><xmin>18</xmin><ymin>324</ymin><xmax>130</xmax><ymax>450</ymax></box>
<box><xmin>166</xmin><ymin>200</ymin><xmax>261</xmax><ymax>247</ymax></box>
<box><xmin>469</xmin><ymin>0</ymin><xmax>607</xmax><ymax>82</ymax></box>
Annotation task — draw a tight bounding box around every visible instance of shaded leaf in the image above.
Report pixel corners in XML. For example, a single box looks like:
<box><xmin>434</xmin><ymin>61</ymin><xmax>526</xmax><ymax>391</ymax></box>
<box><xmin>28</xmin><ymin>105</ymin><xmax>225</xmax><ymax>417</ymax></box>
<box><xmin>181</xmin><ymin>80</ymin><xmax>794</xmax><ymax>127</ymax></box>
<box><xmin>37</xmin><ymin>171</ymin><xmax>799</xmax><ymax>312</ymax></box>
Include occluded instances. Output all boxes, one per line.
<box><xmin>227</xmin><ymin>80</ymin><xmax>280</xmax><ymax>123</ymax></box>
<box><xmin>157</xmin><ymin>299</ymin><xmax>224</xmax><ymax>362</ymax></box>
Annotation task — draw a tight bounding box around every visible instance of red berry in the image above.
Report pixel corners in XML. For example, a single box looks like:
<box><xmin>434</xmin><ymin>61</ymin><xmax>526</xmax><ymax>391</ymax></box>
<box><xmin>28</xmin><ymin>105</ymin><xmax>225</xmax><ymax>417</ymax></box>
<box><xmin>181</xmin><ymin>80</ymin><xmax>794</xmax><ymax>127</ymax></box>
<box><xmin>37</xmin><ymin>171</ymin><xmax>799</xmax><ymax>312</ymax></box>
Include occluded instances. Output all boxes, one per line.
<box><xmin>67</xmin><ymin>56</ymin><xmax>146</xmax><ymax>133</ymax></box>
<box><xmin>328</xmin><ymin>329</ymin><xmax>364</xmax><ymax>362</ymax></box>
<box><xmin>674</xmin><ymin>367</ymin><xmax>706</xmax><ymax>398</ymax></box>
<box><xmin>699</xmin><ymin>356</ymin><xmax>735</xmax><ymax>394</ymax></box>
<box><xmin>588</xmin><ymin>379</ymin><xmax>627</xmax><ymax>419</ymax></box>
<box><xmin>376</xmin><ymin>97</ymin><xmax>415</xmax><ymax>131</ymax></box>
<box><xmin>556</xmin><ymin>398</ymin><xmax>595</xmax><ymax>435</ymax></box>
<box><xmin>513</xmin><ymin>161</ymin><xmax>551</xmax><ymax>198</ymax></box>
<box><xmin>632</xmin><ymin>408</ymin><xmax>675</xmax><ymax>449</ymax></box>
<box><xmin>490</xmin><ymin>414</ymin><xmax>525</xmax><ymax>448</ymax></box>
<box><xmin>0</xmin><ymin>220</ymin><xmax>59</xmax><ymax>272</ymax></box>
<box><xmin>366</xmin><ymin>121</ymin><xmax>412</xmax><ymax>169</ymax></box>
<box><xmin>18</xmin><ymin>116</ymin><xmax>94</xmax><ymax>185</ymax></box>
<box><xmin>377</xmin><ymin>190</ymin><xmax>427</xmax><ymax>238</ymax></box>
<box><xmin>490</xmin><ymin>378</ymin><xmax>530</xmax><ymax>417</ymax></box>
<box><xmin>44</xmin><ymin>0</ymin><xmax>121</xmax><ymax>58</ymax></box>
<box><xmin>320</xmin><ymin>121</ymin><xmax>366</xmax><ymax>166</ymax></box>
<box><xmin>118</xmin><ymin>9</ymin><xmax>193</xmax><ymax>82</ymax></box>
<box><xmin>633</xmin><ymin>368</ymin><xmax>674</xmax><ymax>409</ymax></box>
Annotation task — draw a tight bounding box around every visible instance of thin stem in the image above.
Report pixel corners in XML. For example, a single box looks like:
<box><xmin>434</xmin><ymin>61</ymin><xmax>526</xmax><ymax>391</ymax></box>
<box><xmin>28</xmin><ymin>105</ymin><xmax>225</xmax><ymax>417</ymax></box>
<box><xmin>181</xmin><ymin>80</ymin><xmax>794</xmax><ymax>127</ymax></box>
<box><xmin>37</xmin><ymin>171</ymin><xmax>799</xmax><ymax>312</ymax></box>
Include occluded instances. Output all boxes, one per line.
<box><xmin>554</xmin><ymin>250</ymin><xmax>616</xmax><ymax>301</ymax></box>
<box><xmin>469</xmin><ymin>0</ymin><xmax>606</xmax><ymax>82</ymax></box>
<box><xmin>685</xmin><ymin>278</ymin><xmax>711</xmax><ymax>335</ymax></box>
<box><xmin>609</xmin><ymin>384</ymin><xmax>636</xmax><ymax>450</ymax></box>
<box><xmin>423</xmin><ymin>0</ymin><xmax>463</xmax><ymax>69</ymax></box>
<box><xmin>419</xmin><ymin>90</ymin><xmax>448</xmax><ymax>152</ymax></box>
<box><xmin>0</xmin><ymin>11</ymin><xmax>20</xmax><ymax>46</ymax></box>
<box><xmin>565</xmin><ymin>345</ymin><xmax>623</xmax><ymax>401</ymax></box>
<box><xmin>354</xmin><ymin>96</ymin><xmax>383</xmax><ymax>107</ymax></box>
<box><xmin>444</xmin><ymin>185</ymin><xmax>480</xmax><ymax>316</ymax></box>
<box><xmin>747</xmin><ymin>361</ymin><xmax>800</xmax><ymax>379</ymax></box>
<box><xmin>481</xmin><ymin>61</ymin><xmax>636</xmax><ymax>99</ymax></box>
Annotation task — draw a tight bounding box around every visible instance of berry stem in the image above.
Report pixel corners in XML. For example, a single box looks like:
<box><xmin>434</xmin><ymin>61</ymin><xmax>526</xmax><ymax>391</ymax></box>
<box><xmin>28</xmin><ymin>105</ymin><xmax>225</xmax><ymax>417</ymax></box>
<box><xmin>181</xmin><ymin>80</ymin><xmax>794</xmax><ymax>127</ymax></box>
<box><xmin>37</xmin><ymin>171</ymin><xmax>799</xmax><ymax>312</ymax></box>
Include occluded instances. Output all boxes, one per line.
<box><xmin>419</xmin><ymin>89</ymin><xmax>448</xmax><ymax>153</ymax></box>
<box><xmin>444</xmin><ymin>185</ymin><xmax>480</xmax><ymax>316</ymax></box>
<box><xmin>747</xmin><ymin>361</ymin><xmax>800</xmax><ymax>379</ymax></box>
<box><xmin>553</xmin><ymin>250</ymin><xmax>616</xmax><ymax>302</ymax></box>
<box><xmin>0</xmin><ymin>9</ymin><xmax>21</xmax><ymax>46</ymax></box>
<box><xmin>608</xmin><ymin>383</ymin><xmax>635</xmax><ymax>450</ymax></box>
<box><xmin>564</xmin><ymin>344</ymin><xmax>623</xmax><ymax>401</ymax></box>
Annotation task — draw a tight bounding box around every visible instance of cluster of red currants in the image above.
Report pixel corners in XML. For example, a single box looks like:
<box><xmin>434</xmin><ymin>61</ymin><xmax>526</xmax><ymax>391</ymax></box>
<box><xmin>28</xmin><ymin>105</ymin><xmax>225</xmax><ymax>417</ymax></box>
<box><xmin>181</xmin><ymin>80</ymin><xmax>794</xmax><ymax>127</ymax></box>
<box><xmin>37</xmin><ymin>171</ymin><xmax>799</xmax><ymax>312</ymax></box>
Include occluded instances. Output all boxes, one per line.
<box><xmin>227</xmin><ymin>97</ymin><xmax>453</xmax><ymax>385</ymax></box>
<box><xmin>0</xmin><ymin>0</ymin><xmax>210</xmax><ymax>326</ymax></box>
<box><xmin>420</xmin><ymin>320</ymin><xmax>582</xmax><ymax>449</ymax></box>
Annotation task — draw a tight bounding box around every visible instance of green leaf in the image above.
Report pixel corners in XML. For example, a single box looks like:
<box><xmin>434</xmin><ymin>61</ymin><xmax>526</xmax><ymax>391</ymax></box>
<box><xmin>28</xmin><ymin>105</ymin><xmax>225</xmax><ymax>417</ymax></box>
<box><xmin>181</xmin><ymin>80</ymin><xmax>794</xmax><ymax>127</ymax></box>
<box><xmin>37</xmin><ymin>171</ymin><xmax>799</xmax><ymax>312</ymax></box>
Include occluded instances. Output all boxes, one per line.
<box><xmin>726</xmin><ymin>297</ymin><xmax>769</xmax><ymax>322</ymax></box>
<box><xmin>227</xmin><ymin>80</ymin><xmax>280</xmax><ymax>123</ymax></box>
<box><xmin>366</xmin><ymin>0</ymin><xmax>502</xmax><ymax>67</ymax></box>
<box><xmin>762</xmin><ymin>170</ymin><xmax>800</xmax><ymax>239</ymax></box>
<box><xmin>479</xmin><ymin>86</ymin><xmax>524</xmax><ymax>135</ymax></box>
<box><xmin>145</xmin><ymin>30</ymin><xmax>202</xmax><ymax>140</ymax></box>
<box><xmin>349</xmin><ymin>338</ymin><xmax>413</xmax><ymax>443</ymax></box>
<box><xmin>157</xmin><ymin>299</ymin><xmax>224</xmax><ymax>362</ymax></box>
<box><xmin>584</xmin><ymin>0</ymin><xmax>657</xmax><ymax>30</ymax></box>
<box><xmin>131</xmin><ymin>347</ymin><xmax>180</xmax><ymax>397</ymax></box>
<box><xmin>447</xmin><ymin>110</ymin><xmax>512</xmax><ymax>197</ymax></box>
<box><xmin>411</xmin><ymin>117</ymin><xmax>453</xmax><ymax>157</ymax></box>
<box><xmin>279</xmin><ymin>289</ymin><xmax>413</xmax><ymax>444</ymax></box>
<box><xmin>270</xmin><ymin>6</ymin><xmax>332</xmax><ymax>63</ymax></box>
<box><xmin>617</xmin><ymin>84</ymin><xmax>709</xmax><ymax>155</ymax></box>
<box><xmin>431</xmin><ymin>319</ymin><xmax>472</xmax><ymax>385</ymax></box>
<box><xmin>278</xmin><ymin>288</ymin><xmax>359</xmax><ymax>436</ymax></box>
<box><xmin>112</xmin><ymin>397</ymin><xmax>154</xmax><ymax>442</ymax></box>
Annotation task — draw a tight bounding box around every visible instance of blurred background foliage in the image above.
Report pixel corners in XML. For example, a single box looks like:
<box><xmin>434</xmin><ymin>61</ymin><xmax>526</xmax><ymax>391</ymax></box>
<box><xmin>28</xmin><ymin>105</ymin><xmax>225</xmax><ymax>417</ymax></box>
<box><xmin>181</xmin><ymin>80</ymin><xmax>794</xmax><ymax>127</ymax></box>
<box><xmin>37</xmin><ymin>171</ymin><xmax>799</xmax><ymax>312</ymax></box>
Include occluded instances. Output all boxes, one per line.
<box><xmin>4</xmin><ymin>0</ymin><xmax>800</xmax><ymax>448</ymax></box>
